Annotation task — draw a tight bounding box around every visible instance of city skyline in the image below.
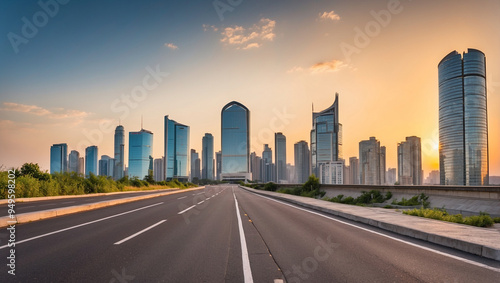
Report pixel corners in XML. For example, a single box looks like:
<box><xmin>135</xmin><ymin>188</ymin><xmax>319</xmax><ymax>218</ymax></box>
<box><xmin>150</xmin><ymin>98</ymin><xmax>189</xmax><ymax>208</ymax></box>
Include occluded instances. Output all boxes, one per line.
<box><xmin>1</xmin><ymin>0</ymin><xmax>500</xmax><ymax>178</ymax></box>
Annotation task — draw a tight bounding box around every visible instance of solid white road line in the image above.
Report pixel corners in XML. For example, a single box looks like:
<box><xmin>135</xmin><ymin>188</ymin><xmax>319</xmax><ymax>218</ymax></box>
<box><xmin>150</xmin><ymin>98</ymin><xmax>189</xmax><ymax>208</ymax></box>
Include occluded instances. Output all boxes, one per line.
<box><xmin>178</xmin><ymin>205</ymin><xmax>196</xmax><ymax>214</ymax></box>
<box><xmin>114</xmin><ymin>220</ymin><xmax>166</xmax><ymax>245</ymax></box>
<box><xmin>247</xmin><ymin>190</ymin><xmax>500</xmax><ymax>273</ymax></box>
<box><xmin>233</xmin><ymin>190</ymin><xmax>254</xmax><ymax>283</ymax></box>
<box><xmin>177</xmin><ymin>196</ymin><xmax>187</xmax><ymax>200</ymax></box>
<box><xmin>0</xmin><ymin>202</ymin><xmax>164</xmax><ymax>250</ymax></box>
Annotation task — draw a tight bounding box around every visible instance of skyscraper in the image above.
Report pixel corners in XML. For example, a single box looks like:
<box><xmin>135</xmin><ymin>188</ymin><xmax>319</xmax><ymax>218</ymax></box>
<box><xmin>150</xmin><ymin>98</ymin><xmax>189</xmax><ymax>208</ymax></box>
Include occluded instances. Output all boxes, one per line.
<box><xmin>294</xmin><ymin>141</ymin><xmax>310</xmax><ymax>184</ymax></box>
<box><xmin>190</xmin><ymin>149</ymin><xmax>200</xmax><ymax>180</ymax></box>
<box><xmin>387</xmin><ymin>168</ymin><xmax>397</xmax><ymax>185</ymax></box>
<box><xmin>349</xmin><ymin>157</ymin><xmax>359</xmax><ymax>185</ymax></box>
<box><xmin>221</xmin><ymin>101</ymin><xmax>251</xmax><ymax>182</ymax></box>
<box><xmin>114</xmin><ymin>125</ymin><xmax>125</xmax><ymax>180</ymax></box>
<box><xmin>128</xmin><ymin>129</ymin><xmax>153</xmax><ymax>179</ymax></box>
<box><xmin>68</xmin><ymin>150</ymin><xmax>80</xmax><ymax>173</ymax></box>
<box><xmin>202</xmin><ymin>133</ymin><xmax>215</xmax><ymax>180</ymax></box>
<box><xmin>164</xmin><ymin>116</ymin><xmax>190</xmax><ymax>182</ymax></box>
<box><xmin>50</xmin><ymin>143</ymin><xmax>68</xmax><ymax>174</ymax></box>
<box><xmin>78</xmin><ymin>157</ymin><xmax>85</xmax><ymax>175</ymax></box>
<box><xmin>85</xmin><ymin>145</ymin><xmax>98</xmax><ymax>176</ymax></box>
<box><xmin>275</xmin><ymin>132</ymin><xmax>287</xmax><ymax>183</ymax></box>
<box><xmin>438</xmin><ymin>49</ymin><xmax>489</xmax><ymax>185</ymax></box>
<box><xmin>250</xmin><ymin>152</ymin><xmax>262</xmax><ymax>182</ymax></box>
<box><xmin>262</xmin><ymin>144</ymin><xmax>273</xmax><ymax>183</ymax></box>
<box><xmin>359</xmin><ymin>137</ymin><xmax>385</xmax><ymax>185</ymax></box>
<box><xmin>397</xmin><ymin>136</ymin><xmax>422</xmax><ymax>185</ymax></box>
<box><xmin>311</xmin><ymin>93</ymin><xmax>342</xmax><ymax>181</ymax></box>
<box><xmin>99</xmin><ymin>155</ymin><xmax>114</xmax><ymax>177</ymax></box>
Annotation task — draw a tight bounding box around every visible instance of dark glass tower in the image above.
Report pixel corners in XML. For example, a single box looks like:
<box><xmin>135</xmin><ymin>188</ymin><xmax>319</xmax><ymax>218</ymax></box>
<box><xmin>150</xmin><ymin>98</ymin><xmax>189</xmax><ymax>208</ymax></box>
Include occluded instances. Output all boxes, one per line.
<box><xmin>114</xmin><ymin>125</ymin><xmax>125</xmax><ymax>180</ymax></box>
<box><xmin>438</xmin><ymin>49</ymin><xmax>489</xmax><ymax>186</ymax></box>
<box><xmin>164</xmin><ymin>116</ymin><xmax>190</xmax><ymax>182</ymax></box>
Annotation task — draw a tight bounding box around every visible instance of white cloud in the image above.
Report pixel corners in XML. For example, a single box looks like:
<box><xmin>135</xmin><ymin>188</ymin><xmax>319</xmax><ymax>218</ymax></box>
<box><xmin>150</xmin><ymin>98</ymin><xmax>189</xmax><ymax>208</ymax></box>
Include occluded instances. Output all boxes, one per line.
<box><xmin>319</xmin><ymin>11</ymin><xmax>341</xmax><ymax>21</ymax></box>
<box><xmin>220</xmin><ymin>18</ymin><xmax>276</xmax><ymax>50</ymax></box>
<box><xmin>164</xmin><ymin>43</ymin><xmax>178</xmax><ymax>50</ymax></box>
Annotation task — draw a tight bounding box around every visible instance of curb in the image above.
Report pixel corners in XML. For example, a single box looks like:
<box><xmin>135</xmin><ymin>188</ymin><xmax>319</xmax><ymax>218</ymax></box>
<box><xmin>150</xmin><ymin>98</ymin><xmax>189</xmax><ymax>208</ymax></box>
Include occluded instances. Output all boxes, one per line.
<box><xmin>0</xmin><ymin>186</ymin><xmax>205</xmax><ymax>228</ymax></box>
<box><xmin>240</xmin><ymin>186</ymin><xmax>500</xmax><ymax>261</ymax></box>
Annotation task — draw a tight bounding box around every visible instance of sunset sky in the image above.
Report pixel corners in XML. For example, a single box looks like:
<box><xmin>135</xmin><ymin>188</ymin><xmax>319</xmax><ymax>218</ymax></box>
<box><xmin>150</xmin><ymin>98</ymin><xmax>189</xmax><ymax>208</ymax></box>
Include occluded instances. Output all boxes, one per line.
<box><xmin>1</xmin><ymin>0</ymin><xmax>499</xmax><ymax>178</ymax></box>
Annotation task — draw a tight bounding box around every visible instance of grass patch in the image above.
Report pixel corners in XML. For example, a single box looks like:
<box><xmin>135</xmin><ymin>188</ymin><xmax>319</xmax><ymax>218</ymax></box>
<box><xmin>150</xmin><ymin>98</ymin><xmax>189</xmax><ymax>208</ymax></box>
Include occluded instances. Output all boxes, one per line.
<box><xmin>402</xmin><ymin>208</ymin><xmax>495</xmax><ymax>228</ymax></box>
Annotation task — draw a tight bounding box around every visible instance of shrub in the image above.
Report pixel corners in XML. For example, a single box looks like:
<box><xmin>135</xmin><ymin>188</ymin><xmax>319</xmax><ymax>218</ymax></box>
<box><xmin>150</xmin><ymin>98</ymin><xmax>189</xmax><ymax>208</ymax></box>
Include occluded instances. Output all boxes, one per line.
<box><xmin>493</xmin><ymin>217</ymin><xmax>500</xmax><ymax>223</ymax></box>
<box><xmin>264</xmin><ymin>182</ymin><xmax>278</xmax><ymax>192</ymax></box>
<box><xmin>403</xmin><ymin>208</ymin><xmax>495</xmax><ymax>228</ymax></box>
<box><xmin>392</xmin><ymin>193</ymin><xmax>430</xmax><ymax>208</ymax></box>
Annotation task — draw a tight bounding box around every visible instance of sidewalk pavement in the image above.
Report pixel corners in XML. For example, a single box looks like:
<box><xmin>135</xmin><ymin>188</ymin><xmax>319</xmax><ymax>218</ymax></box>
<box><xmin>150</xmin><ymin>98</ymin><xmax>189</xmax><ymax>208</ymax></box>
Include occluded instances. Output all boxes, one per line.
<box><xmin>0</xmin><ymin>186</ymin><xmax>205</xmax><ymax>228</ymax></box>
<box><xmin>240</xmin><ymin>186</ymin><xmax>500</xmax><ymax>261</ymax></box>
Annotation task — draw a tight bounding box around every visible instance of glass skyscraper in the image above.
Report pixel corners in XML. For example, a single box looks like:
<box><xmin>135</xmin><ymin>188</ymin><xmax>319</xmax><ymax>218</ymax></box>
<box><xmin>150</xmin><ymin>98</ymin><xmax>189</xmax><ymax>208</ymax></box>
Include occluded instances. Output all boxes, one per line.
<box><xmin>128</xmin><ymin>129</ymin><xmax>153</xmax><ymax>179</ymax></box>
<box><xmin>164</xmin><ymin>116</ymin><xmax>190</xmax><ymax>182</ymax></box>
<box><xmin>275</xmin><ymin>132</ymin><xmax>287</xmax><ymax>183</ymax></box>
<box><xmin>202</xmin><ymin>133</ymin><xmax>214</xmax><ymax>180</ymax></box>
<box><xmin>294</xmin><ymin>141</ymin><xmax>310</xmax><ymax>184</ymax></box>
<box><xmin>50</xmin><ymin>143</ymin><xmax>68</xmax><ymax>174</ymax></box>
<box><xmin>438</xmin><ymin>49</ymin><xmax>489</xmax><ymax>186</ymax></box>
<box><xmin>68</xmin><ymin>150</ymin><xmax>79</xmax><ymax>173</ymax></box>
<box><xmin>85</xmin><ymin>145</ymin><xmax>98</xmax><ymax>176</ymax></box>
<box><xmin>221</xmin><ymin>101</ymin><xmax>251</xmax><ymax>182</ymax></box>
<box><xmin>114</xmin><ymin>125</ymin><xmax>125</xmax><ymax>180</ymax></box>
<box><xmin>311</xmin><ymin>93</ymin><xmax>342</xmax><ymax>182</ymax></box>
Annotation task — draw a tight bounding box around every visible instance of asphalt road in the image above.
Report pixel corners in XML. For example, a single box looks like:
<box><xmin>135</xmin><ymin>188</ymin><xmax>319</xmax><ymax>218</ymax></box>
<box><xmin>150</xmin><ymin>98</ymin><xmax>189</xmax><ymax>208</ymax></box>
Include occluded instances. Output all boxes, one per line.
<box><xmin>0</xmin><ymin>185</ymin><xmax>499</xmax><ymax>282</ymax></box>
<box><xmin>0</xmin><ymin>189</ymin><xmax>185</xmax><ymax>217</ymax></box>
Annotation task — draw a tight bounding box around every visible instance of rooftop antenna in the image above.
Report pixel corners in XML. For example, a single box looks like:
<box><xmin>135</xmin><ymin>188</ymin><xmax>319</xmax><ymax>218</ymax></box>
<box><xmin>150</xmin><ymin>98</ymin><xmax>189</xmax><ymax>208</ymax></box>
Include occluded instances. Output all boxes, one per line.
<box><xmin>141</xmin><ymin>115</ymin><xmax>143</xmax><ymax>130</ymax></box>
<box><xmin>312</xmin><ymin>102</ymin><xmax>314</xmax><ymax>112</ymax></box>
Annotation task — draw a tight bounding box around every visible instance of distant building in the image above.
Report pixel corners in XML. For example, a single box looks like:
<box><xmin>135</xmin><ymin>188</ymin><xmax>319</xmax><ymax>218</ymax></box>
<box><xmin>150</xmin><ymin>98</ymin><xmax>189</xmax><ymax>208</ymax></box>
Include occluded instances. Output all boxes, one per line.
<box><xmin>221</xmin><ymin>101</ymin><xmax>251</xmax><ymax>182</ymax></box>
<box><xmin>78</xmin><ymin>157</ymin><xmax>85</xmax><ymax>175</ymax></box>
<box><xmin>319</xmin><ymin>161</ymin><xmax>344</xmax><ymax>185</ymax></box>
<box><xmin>286</xmin><ymin>163</ymin><xmax>296</xmax><ymax>184</ymax></box>
<box><xmin>114</xmin><ymin>125</ymin><xmax>125</xmax><ymax>180</ymax></box>
<box><xmin>154</xmin><ymin>157</ymin><xmax>165</xmax><ymax>182</ymax></box>
<box><xmin>250</xmin><ymin>152</ymin><xmax>262</xmax><ymax>182</ymax></box>
<box><xmin>311</xmin><ymin>93</ymin><xmax>342</xmax><ymax>182</ymax></box>
<box><xmin>128</xmin><ymin>129</ymin><xmax>153</xmax><ymax>179</ymax></box>
<box><xmin>387</xmin><ymin>168</ymin><xmax>397</xmax><ymax>185</ymax></box>
<box><xmin>262</xmin><ymin>144</ymin><xmax>274</xmax><ymax>183</ymax></box>
<box><xmin>438</xmin><ymin>49</ymin><xmax>489</xmax><ymax>185</ymax></box>
<box><xmin>99</xmin><ymin>155</ymin><xmax>114</xmax><ymax>178</ymax></box>
<box><xmin>349</xmin><ymin>157</ymin><xmax>359</xmax><ymax>185</ymax></box>
<box><xmin>190</xmin><ymin>149</ymin><xmax>200</xmax><ymax>180</ymax></box>
<box><xmin>85</xmin><ymin>146</ymin><xmax>98</xmax><ymax>176</ymax></box>
<box><xmin>343</xmin><ymin>163</ymin><xmax>350</xmax><ymax>185</ymax></box>
<box><xmin>164</xmin><ymin>116</ymin><xmax>190</xmax><ymax>182</ymax></box>
<box><xmin>202</xmin><ymin>133</ymin><xmax>215</xmax><ymax>180</ymax></box>
<box><xmin>359</xmin><ymin>137</ymin><xmax>385</xmax><ymax>185</ymax></box>
<box><xmin>397</xmin><ymin>136</ymin><xmax>422</xmax><ymax>185</ymax></box>
<box><xmin>50</xmin><ymin>143</ymin><xmax>68</xmax><ymax>174</ymax></box>
<box><xmin>424</xmin><ymin>170</ymin><xmax>440</xmax><ymax>185</ymax></box>
<box><xmin>294</xmin><ymin>141</ymin><xmax>310</xmax><ymax>184</ymax></box>
<box><xmin>68</xmin><ymin>150</ymin><xmax>80</xmax><ymax>173</ymax></box>
<box><xmin>215</xmin><ymin>151</ymin><xmax>222</xmax><ymax>181</ymax></box>
<box><xmin>275</xmin><ymin>132</ymin><xmax>287</xmax><ymax>183</ymax></box>
<box><xmin>488</xmin><ymin>176</ymin><xmax>500</xmax><ymax>185</ymax></box>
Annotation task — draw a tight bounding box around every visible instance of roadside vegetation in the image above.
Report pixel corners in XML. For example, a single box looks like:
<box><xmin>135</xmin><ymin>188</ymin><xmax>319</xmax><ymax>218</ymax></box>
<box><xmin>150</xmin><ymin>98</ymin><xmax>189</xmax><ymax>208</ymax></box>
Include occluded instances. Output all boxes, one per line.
<box><xmin>242</xmin><ymin>175</ymin><xmax>325</xmax><ymax>198</ymax></box>
<box><xmin>391</xmin><ymin>193</ymin><xmax>430</xmax><ymax>208</ymax></box>
<box><xmin>403</xmin><ymin>208</ymin><xmax>497</xmax><ymax>228</ymax></box>
<box><xmin>323</xmin><ymin>190</ymin><xmax>393</xmax><ymax>206</ymax></box>
<box><xmin>0</xmin><ymin>163</ymin><xmax>196</xmax><ymax>199</ymax></box>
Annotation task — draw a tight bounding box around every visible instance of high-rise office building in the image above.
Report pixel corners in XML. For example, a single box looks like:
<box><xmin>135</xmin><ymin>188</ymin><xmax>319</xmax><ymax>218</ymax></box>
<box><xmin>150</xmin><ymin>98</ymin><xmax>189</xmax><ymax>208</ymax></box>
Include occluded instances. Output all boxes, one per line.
<box><xmin>311</xmin><ymin>93</ymin><xmax>342</xmax><ymax>181</ymax></box>
<box><xmin>99</xmin><ymin>155</ymin><xmax>114</xmax><ymax>177</ymax></box>
<box><xmin>128</xmin><ymin>129</ymin><xmax>153</xmax><ymax>179</ymax></box>
<box><xmin>250</xmin><ymin>152</ymin><xmax>262</xmax><ymax>182</ymax></box>
<box><xmin>164</xmin><ymin>116</ymin><xmax>190</xmax><ymax>182</ymax></box>
<box><xmin>425</xmin><ymin>170</ymin><xmax>440</xmax><ymax>185</ymax></box>
<box><xmin>286</xmin><ymin>163</ymin><xmax>296</xmax><ymax>183</ymax></box>
<box><xmin>397</xmin><ymin>136</ymin><xmax>422</xmax><ymax>185</ymax></box>
<box><xmin>262</xmin><ymin>144</ymin><xmax>273</xmax><ymax>183</ymax></box>
<box><xmin>216</xmin><ymin>151</ymin><xmax>222</xmax><ymax>181</ymax></box>
<box><xmin>85</xmin><ymin>146</ymin><xmax>98</xmax><ymax>176</ymax></box>
<box><xmin>190</xmin><ymin>149</ymin><xmax>200</xmax><ymax>180</ymax></box>
<box><xmin>154</xmin><ymin>157</ymin><xmax>165</xmax><ymax>182</ymax></box>
<box><xmin>221</xmin><ymin>101</ymin><xmax>251</xmax><ymax>182</ymax></box>
<box><xmin>438</xmin><ymin>49</ymin><xmax>489</xmax><ymax>185</ymax></box>
<box><xmin>78</xmin><ymin>157</ymin><xmax>85</xmax><ymax>175</ymax></box>
<box><xmin>349</xmin><ymin>157</ymin><xmax>359</xmax><ymax>185</ymax></box>
<box><xmin>50</xmin><ymin>143</ymin><xmax>68</xmax><ymax>174</ymax></box>
<box><xmin>359</xmin><ymin>137</ymin><xmax>385</xmax><ymax>185</ymax></box>
<box><xmin>387</xmin><ymin>168</ymin><xmax>397</xmax><ymax>185</ymax></box>
<box><xmin>114</xmin><ymin>125</ymin><xmax>125</xmax><ymax>180</ymax></box>
<box><xmin>294</xmin><ymin>141</ymin><xmax>310</xmax><ymax>184</ymax></box>
<box><xmin>343</xmin><ymin>163</ymin><xmax>351</xmax><ymax>185</ymax></box>
<box><xmin>275</xmin><ymin>132</ymin><xmax>287</xmax><ymax>183</ymax></box>
<box><xmin>68</xmin><ymin>150</ymin><xmax>80</xmax><ymax>173</ymax></box>
<box><xmin>202</xmin><ymin>133</ymin><xmax>215</xmax><ymax>180</ymax></box>
<box><xmin>319</xmin><ymin>160</ymin><xmax>344</xmax><ymax>184</ymax></box>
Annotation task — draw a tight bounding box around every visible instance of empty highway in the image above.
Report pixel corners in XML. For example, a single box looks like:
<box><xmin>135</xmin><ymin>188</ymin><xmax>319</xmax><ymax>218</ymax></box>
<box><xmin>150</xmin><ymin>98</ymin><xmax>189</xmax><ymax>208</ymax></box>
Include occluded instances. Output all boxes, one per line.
<box><xmin>1</xmin><ymin>185</ymin><xmax>499</xmax><ymax>282</ymax></box>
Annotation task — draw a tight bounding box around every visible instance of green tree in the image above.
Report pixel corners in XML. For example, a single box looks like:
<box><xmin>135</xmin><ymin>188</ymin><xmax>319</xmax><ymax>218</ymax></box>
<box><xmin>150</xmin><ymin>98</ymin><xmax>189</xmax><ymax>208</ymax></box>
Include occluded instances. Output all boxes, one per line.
<box><xmin>302</xmin><ymin>174</ymin><xmax>320</xmax><ymax>192</ymax></box>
